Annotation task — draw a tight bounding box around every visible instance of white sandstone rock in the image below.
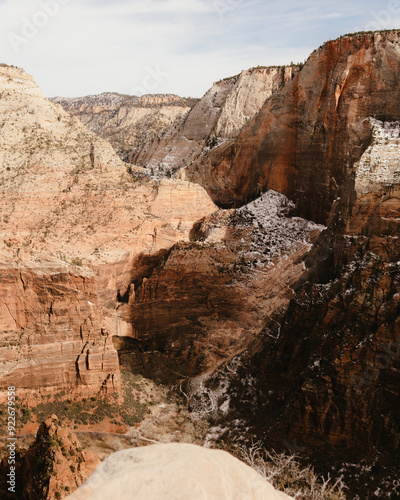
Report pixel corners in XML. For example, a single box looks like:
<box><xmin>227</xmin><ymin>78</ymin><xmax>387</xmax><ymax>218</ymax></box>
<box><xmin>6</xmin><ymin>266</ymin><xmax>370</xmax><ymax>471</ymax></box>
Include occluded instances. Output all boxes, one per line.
<box><xmin>67</xmin><ymin>443</ymin><xmax>292</xmax><ymax>500</ymax></box>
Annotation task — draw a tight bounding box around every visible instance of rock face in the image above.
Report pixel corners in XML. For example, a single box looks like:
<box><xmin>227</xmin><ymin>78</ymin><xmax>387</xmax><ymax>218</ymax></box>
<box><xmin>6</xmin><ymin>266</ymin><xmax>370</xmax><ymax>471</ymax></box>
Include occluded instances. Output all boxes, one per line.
<box><xmin>182</xmin><ymin>34</ymin><xmax>400</xmax><ymax>485</ymax></box>
<box><xmin>2</xmin><ymin>30</ymin><xmax>400</xmax><ymax>496</ymax></box>
<box><xmin>0</xmin><ymin>415</ymin><xmax>100</xmax><ymax>500</ymax></box>
<box><xmin>116</xmin><ymin>191</ymin><xmax>323</xmax><ymax>382</ymax></box>
<box><xmin>135</xmin><ymin>66</ymin><xmax>298</xmax><ymax>176</ymax></box>
<box><xmin>0</xmin><ymin>65</ymin><xmax>216</xmax><ymax>400</ymax></box>
<box><xmin>255</xmin><ymin>117</ymin><xmax>400</xmax><ymax>454</ymax></box>
<box><xmin>187</xmin><ymin>32</ymin><xmax>400</xmax><ymax>219</ymax></box>
<box><xmin>52</xmin><ymin>93</ymin><xmax>196</xmax><ymax>163</ymax></box>
<box><xmin>67</xmin><ymin>443</ymin><xmax>292</xmax><ymax>500</ymax></box>
<box><xmin>0</xmin><ymin>261</ymin><xmax>118</xmax><ymax>397</ymax></box>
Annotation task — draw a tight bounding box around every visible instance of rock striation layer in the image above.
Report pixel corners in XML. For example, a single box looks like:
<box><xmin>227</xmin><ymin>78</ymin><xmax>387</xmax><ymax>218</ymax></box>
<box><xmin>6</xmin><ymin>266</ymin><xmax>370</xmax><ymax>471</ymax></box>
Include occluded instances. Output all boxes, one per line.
<box><xmin>0</xmin><ymin>66</ymin><xmax>216</xmax><ymax>400</ymax></box>
<box><xmin>116</xmin><ymin>190</ymin><xmax>323</xmax><ymax>382</ymax></box>
<box><xmin>0</xmin><ymin>260</ymin><xmax>118</xmax><ymax>397</ymax></box>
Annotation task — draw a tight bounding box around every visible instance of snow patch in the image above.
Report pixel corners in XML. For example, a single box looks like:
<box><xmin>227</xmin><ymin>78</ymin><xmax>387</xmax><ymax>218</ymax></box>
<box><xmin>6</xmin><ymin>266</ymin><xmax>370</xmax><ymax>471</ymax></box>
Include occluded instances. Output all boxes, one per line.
<box><xmin>236</xmin><ymin>190</ymin><xmax>325</xmax><ymax>267</ymax></box>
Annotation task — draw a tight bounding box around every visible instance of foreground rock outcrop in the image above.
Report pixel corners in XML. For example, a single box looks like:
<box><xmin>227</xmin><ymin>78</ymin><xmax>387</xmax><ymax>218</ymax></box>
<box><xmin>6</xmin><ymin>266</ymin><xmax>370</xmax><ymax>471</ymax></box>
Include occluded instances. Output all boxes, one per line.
<box><xmin>0</xmin><ymin>415</ymin><xmax>99</xmax><ymax>500</ymax></box>
<box><xmin>52</xmin><ymin>93</ymin><xmax>196</xmax><ymax>163</ymax></box>
<box><xmin>0</xmin><ymin>65</ymin><xmax>216</xmax><ymax>400</ymax></box>
<box><xmin>67</xmin><ymin>443</ymin><xmax>291</xmax><ymax>500</ymax></box>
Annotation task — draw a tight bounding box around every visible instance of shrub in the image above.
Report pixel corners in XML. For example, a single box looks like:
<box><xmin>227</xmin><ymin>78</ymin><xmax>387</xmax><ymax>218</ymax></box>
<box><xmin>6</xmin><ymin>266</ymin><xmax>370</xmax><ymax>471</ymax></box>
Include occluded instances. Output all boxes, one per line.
<box><xmin>71</xmin><ymin>257</ymin><xmax>83</xmax><ymax>267</ymax></box>
<box><xmin>238</xmin><ymin>443</ymin><xmax>346</xmax><ymax>500</ymax></box>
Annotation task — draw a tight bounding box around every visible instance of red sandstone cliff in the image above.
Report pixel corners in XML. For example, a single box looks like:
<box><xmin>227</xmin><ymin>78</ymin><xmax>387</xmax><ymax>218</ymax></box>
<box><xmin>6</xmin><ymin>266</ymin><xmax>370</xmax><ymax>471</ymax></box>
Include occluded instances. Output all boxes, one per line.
<box><xmin>184</xmin><ymin>32</ymin><xmax>400</xmax><ymax>224</ymax></box>
<box><xmin>254</xmin><ymin>117</ymin><xmax>400</xmax><ymax>454</ymax></box>
<box><xmin>175</xmin><ymin>33</ymin><xmax>400</xmax><ymax>491</ymax></box>
<box><xmin>0</xmin><ymin>65</ymin><xmax>216</xmax><ymax>402</ymax></box>
<box><xmin>115</xmin><ymin>191</ymin><xmax>323</xmax><ymax>382</ymax></box>
<box><xmin>1</xmin><ymin>30</ymin><xmax>400</xmax><ymax>496</ymax></box>
<box><xmin>0</xmin><ymin>415</ymin><xmax>100</xmax><ymax>499</ymax></box>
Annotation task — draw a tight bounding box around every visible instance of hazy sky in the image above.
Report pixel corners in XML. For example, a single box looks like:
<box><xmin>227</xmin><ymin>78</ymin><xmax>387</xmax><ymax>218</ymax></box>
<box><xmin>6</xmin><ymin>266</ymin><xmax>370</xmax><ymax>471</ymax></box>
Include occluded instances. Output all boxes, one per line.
<box><xmin>1</xmin><ymin>0</ymin><xmax>399</xmax><ymax>98</ymax></box>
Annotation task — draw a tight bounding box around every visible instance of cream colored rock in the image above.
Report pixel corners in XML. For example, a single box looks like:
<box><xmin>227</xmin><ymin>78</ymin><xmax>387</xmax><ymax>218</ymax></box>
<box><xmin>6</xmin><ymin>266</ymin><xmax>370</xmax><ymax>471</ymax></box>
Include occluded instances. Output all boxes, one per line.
<box><xmin>0</xmin><ymin>67</ymin><xmax>216</xmax><ymax>266</ymax></box>
<box><xmin>355</xmin><ymin>118</ymin><xmax>400</xmax><ymax>195</ymax></box>
<box><xmin>135</xmin><ymin>66</ymin><xmax>298</xmax><ymax>174</ymax></box>
<box><xmin>0</xmin><ymin>65</ymin><xmax>44</xmax><ymax>97</ymax></box>
<box><xmin>67</xmin><ymin>443</ymin><xmax>292</xmax><ymax>500</ymax></box>
<box><xmin>52</xmin><ymin>93</ymin><xmax>193</xmax><ymax>162</ymax></box>
<box><xmin>215</xmin><ymin>67</ymin><xmax>297</xmax><ymax>138</ymax></box>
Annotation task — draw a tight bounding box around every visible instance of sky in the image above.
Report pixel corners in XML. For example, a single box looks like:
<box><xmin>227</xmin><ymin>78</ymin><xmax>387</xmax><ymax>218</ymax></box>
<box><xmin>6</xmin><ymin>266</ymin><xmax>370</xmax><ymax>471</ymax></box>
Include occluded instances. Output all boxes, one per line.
<box><xmin>1</xmin><ymin>0</ymin><xmax>400</xmax><ymax>98</ymax></box>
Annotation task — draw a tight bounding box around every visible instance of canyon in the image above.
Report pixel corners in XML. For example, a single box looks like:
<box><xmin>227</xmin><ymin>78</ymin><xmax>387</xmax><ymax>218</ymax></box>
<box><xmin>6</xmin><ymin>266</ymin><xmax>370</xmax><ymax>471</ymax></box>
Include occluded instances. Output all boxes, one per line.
<box><xmin>180</xmin><ymin>32</ymin><xmax>400</xmax><ymax>496</ymax></box>
<box><xmin>0</xmin><ymin>64</ymin><xmax>216</xmax><ymax>402</ymax></box>
<box><xmin>51</xmin><ymin>93</ymin><xmax>196</xmax><ymax>164</ymax></box>
<box><xmin>58</xmin><ymin>66</ymin><xmax>299</xmax><ymax>177</ymax></box>
<box><xmin>134</xmin><ymin>65</ymin><xmax>300</xmax><ymax>178</ymax></box>
<box><xmin>0</xmin><ymin>30</ymin><xmax>400</xmax><ymax>499</ymax></box>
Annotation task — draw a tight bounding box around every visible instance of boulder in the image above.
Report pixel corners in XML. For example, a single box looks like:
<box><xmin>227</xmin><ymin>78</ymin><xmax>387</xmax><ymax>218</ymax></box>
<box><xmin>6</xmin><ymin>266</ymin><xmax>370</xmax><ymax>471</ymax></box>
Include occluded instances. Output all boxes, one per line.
<box><xmin>67</xmin><ymin>443</ymin><xmax>291</xmax><ymax>500</ymax></box>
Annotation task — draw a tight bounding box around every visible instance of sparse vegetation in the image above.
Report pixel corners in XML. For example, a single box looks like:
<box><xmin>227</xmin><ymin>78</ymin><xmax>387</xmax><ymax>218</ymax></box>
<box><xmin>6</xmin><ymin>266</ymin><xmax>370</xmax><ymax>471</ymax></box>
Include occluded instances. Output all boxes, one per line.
<box><xmin>25</xmin><ymin>371</ymin><xmax>151</xmax><ymax>429</ymax></box>
<box><xmin>71</xmin><ymin>257</ymin><xmax>83</xmax><ymax>267</ymax></box>
<box><xmin>0</xmin><ymin>63</ymin><xmax>19</xmax><ymax>69</ymax></box>
<box><xmin>311</xmin><ymin>29</ymin><xmax>400</xmax><ymax>55</ymax></box>
<box><xmin>238</xmin><ymin>443</ymin><xmax>346</xmax><ymax>499</ymax></box>
<box><xmin>340</xmin><ymin>28</ymin><xmax>400</xmax><ymax>39</ymax></box>
<box><xmin>105</xmin><ymin>301</ymin><xmax>117</xmax><ymax>310</ymax></box>
<box><xmin>0</xmin><ymin>402</ymin><xmax>34</xmax><ymax>434</ymax></box>
<box><xmin>217</xmin><ymin>61</ymin><xmax>304</xmax><ymax>84</ymax></box>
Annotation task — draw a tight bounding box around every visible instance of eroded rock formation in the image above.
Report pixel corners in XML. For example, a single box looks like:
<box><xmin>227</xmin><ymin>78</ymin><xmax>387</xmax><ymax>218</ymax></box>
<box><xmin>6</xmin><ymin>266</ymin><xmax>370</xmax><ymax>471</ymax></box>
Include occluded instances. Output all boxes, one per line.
<box><xmin>1</xmin><ymin>30</ymin><xmax>400</xmax><ymax>497</ymax></box>
<box><xmin>0</xmin><ymin>65</ymin><xmax>216</xmax><ymax>400</ymax></box>
<box><xmin>0</xmin><ymin>415</ymin><xmax>100</xmax><ymax>500</ymax></box>
<box><xmin>255</xmin><ymin>118</ymin><xmax>400</xmax><ymax>454</ymax></box>
<box><xmin>185</xmin><ymin>31</ymin><xmax>400</xmax><ymax>221</ymax></box>
<box><xmin>0</xmin><ymin>261</ymin><xmax>118</xmax><ymax>398</ymax></box>
<box><xmin>134</xmin><ymin>66</ymin><xmax>298</xmax><ymax>176</ymax></box>
<box><xmin>116</xmin><ymin>191</ymin><xmax>323</xmax><ymax>382</ymax></box>
<box><xmin>51</xmin><ymin>93</ymin><xmax>196</xmax><ymax>163</ymax></box>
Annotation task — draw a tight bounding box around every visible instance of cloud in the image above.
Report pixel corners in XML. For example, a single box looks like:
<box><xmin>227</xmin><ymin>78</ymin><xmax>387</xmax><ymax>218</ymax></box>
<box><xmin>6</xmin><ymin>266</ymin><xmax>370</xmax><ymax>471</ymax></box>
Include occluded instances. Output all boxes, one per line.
<box><xmin>0</xmin><ymin>0</ymin><xmax>392</xmax><ymax>98</ymax></box>
<box><xmin>97</xmin><ymin>0</ymin><xmax>214</xmax><ymax>15</ymax></box>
